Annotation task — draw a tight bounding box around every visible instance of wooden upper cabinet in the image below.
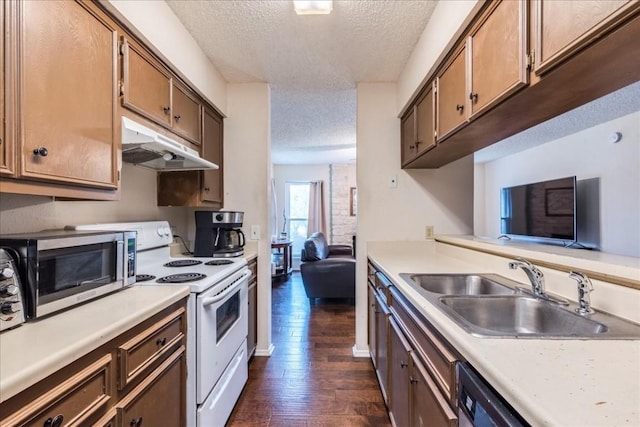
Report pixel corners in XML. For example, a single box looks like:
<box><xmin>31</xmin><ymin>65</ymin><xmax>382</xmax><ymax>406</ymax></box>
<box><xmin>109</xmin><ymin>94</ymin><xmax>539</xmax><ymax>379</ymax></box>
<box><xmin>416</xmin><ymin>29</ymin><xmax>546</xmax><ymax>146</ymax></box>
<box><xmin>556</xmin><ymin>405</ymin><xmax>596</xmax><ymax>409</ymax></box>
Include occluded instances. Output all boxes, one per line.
<box><xmin>122</xmin><ymin>36</ymin><xmax>173</xmax><ymax>128</ymax></box>
<box><xmin>415</xmin><ymin>83</ymin><xmax>436</xmax><ymax>155</ymax></box>
<box><xmin>436</xmin><ymin>46</ymin><xmax>467</xmax><ymax>141</ymax></box>
<box><xmin>19</xmin><ymin>0</ymin><xmax>118</xmax><ymax>189</ymax></box>
<box><xmin>0</xmin><ymin>1</ymin><xmax>8</xmax><ymax>176</ymax></box>
<box><xmin>400</xmin><ymin>106</ymin><xmax>416</xmax><ymax>165</ymax></box>
<box><xmin>534</xmin><ymin>0</ymin><xmax>637</xmax><ymax>75</ymax></box>
<box><xmin>201</xmin><ymin>107</ymin><xmax>223</xmax><ymax>206</ymax></box>
<box><xmin>171</xmin><ymin>81</ymin><xmax>201</xmax><ymax>145</ymax></box>
<box><xmin>468</xmin><ymin>0</ymin><xmax>528</xmax><ymax>118</ymax></box>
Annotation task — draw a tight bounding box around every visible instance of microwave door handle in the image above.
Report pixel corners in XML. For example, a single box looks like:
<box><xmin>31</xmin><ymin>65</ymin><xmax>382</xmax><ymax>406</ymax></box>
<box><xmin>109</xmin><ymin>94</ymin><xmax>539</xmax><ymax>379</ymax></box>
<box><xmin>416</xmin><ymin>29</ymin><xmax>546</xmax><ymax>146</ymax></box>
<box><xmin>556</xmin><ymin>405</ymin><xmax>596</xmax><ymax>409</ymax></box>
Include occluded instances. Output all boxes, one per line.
<box><xmin>116</xmin><ymin>240</ymin><xmax>124</xmax><ymax>281</ymax></box>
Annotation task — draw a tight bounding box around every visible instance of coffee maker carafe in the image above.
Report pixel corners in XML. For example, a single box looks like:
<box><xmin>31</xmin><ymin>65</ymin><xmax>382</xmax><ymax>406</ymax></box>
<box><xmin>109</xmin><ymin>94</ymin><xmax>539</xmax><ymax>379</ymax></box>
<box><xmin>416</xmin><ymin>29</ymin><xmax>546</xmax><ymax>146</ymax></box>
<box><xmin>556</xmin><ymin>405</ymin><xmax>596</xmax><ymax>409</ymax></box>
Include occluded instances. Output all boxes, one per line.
<box><xmin>194</xmin><ymin>211</ymin><xmax>245</xmax><ymax>257</ymax></box>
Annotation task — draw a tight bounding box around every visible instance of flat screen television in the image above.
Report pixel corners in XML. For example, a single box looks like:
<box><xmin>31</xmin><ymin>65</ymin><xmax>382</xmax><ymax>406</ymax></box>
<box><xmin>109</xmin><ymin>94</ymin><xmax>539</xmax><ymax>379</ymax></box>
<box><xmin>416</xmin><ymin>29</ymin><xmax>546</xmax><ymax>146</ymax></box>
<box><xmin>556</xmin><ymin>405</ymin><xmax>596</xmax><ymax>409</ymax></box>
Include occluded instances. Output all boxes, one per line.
<box><xmin>500</xmin><ymin>176</ymin><xmax>577</xmax><ymax>243</ymax></box>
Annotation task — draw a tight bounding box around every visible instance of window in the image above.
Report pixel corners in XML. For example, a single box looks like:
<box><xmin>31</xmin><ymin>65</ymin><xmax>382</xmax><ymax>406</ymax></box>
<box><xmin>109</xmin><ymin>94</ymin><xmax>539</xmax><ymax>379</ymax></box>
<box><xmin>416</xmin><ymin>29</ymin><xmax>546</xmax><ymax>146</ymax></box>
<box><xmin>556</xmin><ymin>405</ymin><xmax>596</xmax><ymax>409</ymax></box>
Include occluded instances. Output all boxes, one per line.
<box><xmin>285</xmin><ymin>182</ymin><xmax>310</xmax><ymax>259</ymax></box>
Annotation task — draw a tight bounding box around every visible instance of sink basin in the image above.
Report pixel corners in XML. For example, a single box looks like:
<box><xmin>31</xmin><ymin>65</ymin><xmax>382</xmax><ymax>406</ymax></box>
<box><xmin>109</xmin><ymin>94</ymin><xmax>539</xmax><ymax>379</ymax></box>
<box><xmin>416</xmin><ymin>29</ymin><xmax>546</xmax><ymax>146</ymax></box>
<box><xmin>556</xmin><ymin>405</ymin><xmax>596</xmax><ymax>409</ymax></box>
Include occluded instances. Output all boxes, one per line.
<box><xmin>438</xmin><ymin>295</ymin><xmax>608</xmax><ymax>337</ymax></box>
<box><xmin>400</xmin><ymin>273</ymin><xmax>517</xmax><ymax>295</ymax></box>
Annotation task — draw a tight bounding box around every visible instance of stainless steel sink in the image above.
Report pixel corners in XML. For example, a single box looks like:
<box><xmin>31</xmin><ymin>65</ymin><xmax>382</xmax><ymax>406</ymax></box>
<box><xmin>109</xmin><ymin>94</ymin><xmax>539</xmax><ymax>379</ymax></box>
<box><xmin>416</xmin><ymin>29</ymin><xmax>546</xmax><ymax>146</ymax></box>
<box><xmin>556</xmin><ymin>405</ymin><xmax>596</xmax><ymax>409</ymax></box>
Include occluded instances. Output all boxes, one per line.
<box><xmin>437</xmin><ymin>295</ymin><xmax>640</xmax><ymax>339</ymax></box>
<box><xmin>400</xmin><ymin>273</ymin><xmax>518</xmax><ymax>296</ymax></box>
<box><xmin>398</xmin><ymin>272</ymin><xmax>640</xmax><ymax>339</ymax></box>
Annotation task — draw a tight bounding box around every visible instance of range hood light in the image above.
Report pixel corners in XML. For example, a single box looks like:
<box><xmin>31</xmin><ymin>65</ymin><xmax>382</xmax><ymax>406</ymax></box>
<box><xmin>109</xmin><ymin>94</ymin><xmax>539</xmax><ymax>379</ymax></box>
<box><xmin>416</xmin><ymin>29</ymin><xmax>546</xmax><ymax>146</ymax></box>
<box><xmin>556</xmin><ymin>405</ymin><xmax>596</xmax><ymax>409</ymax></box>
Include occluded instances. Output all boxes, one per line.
<box><xmin>293</xmin><ymin>0</ymin><xmax>332</xmax><ymax>15</ymax></box>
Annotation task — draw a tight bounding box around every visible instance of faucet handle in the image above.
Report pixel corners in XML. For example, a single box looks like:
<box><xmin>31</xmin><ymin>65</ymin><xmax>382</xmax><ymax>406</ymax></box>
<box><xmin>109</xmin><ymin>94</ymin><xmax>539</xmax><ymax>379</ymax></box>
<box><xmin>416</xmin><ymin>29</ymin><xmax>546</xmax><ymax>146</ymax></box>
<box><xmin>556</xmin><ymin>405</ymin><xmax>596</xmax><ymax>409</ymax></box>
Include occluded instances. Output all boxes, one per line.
<box><xmin>569</xmin><ymin>271</ymin><xmax>595</xmax><ymax>315</ymax></box>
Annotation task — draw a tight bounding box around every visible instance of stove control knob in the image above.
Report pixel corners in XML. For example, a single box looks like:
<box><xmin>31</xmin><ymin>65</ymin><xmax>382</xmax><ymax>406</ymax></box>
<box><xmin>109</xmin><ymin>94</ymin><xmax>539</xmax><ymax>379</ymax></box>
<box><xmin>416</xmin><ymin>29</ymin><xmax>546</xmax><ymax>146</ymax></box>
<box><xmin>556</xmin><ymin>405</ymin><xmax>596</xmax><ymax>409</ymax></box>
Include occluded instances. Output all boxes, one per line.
<box><xmin>0</xmin><ymin>301</ymin><xmax>21</xmax><ymax>315</ymax></box>
<box><xmin>0</xmin><ymin>267</ymin><xmax>14</xmax><ymax>279</ymax></box>
<box><xmin>163</xmin><ymin>227</ymin><xmax>171</xmax><ymax>237</ymax></box>
<box><xmin>156</xmin><ymin>226</ymin><xmax>165</xmax><ymax>237</ymax></box>
<box><xmin>0</xmin><ymin>284</ymin><xmax>18</xmax><ymax>298</ymax></box>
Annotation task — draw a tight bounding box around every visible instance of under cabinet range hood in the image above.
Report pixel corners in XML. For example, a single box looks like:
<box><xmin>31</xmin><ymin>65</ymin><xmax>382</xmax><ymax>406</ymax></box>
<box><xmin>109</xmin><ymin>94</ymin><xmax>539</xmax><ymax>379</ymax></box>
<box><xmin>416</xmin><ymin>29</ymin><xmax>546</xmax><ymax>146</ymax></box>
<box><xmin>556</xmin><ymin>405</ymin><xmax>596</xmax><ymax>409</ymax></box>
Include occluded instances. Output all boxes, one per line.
<box><xmin>121</xmin><ymin>116</ymin><xmax>219</xmax><ymax>171</ymax></box>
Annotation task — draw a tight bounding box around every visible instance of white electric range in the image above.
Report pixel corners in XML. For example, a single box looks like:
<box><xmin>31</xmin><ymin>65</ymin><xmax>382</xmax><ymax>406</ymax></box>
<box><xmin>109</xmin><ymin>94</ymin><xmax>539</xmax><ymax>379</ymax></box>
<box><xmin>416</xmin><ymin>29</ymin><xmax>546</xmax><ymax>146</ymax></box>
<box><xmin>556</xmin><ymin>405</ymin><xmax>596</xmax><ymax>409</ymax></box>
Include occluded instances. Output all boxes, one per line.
<box><xmin>69</xmin><ymin>221</ymin><xmax>249</xmax><ymax>427</ymax></box>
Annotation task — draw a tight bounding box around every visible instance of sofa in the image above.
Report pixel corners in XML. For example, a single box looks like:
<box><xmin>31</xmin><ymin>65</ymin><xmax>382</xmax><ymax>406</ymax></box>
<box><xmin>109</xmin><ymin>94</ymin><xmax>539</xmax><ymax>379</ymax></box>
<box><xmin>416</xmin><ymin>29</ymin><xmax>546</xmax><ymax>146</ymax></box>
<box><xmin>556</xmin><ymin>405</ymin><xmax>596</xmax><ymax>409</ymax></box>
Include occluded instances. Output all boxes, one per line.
<box><xmin>300</xmin><ymin>232</ymin><xmax>355</xmax><ymax>304</ymax></box>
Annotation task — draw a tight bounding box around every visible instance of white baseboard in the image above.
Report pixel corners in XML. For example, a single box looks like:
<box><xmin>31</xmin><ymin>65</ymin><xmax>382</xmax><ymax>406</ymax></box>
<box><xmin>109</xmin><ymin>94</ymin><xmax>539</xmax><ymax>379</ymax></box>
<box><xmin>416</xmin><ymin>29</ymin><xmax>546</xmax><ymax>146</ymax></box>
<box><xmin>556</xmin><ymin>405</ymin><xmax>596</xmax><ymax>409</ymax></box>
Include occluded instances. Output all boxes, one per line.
<box><xmin>352</xmin><ymin>344</ymin><xmax>371</xmax><ymax>358</ymax></box>
<box><xmin>254</xmin><ymin>343</ymin><xmax>275</xmax><ymax>357</ymax></box>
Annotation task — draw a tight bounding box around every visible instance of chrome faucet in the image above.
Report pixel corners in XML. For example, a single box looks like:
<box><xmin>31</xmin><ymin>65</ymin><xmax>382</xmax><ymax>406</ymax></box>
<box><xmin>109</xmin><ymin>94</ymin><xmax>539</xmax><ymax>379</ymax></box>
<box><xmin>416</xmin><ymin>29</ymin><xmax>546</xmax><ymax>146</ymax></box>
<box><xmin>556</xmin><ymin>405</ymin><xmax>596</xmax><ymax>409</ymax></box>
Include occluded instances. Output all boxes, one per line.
<box><xmin>569</xmin><ymin>271</ymin><xmax>595</xmax><ymax>315</ymax></box>
<box><xmin>508</xmin><ymin>257</ymin><xmax>547</xmax><ymax>298</ymax></box>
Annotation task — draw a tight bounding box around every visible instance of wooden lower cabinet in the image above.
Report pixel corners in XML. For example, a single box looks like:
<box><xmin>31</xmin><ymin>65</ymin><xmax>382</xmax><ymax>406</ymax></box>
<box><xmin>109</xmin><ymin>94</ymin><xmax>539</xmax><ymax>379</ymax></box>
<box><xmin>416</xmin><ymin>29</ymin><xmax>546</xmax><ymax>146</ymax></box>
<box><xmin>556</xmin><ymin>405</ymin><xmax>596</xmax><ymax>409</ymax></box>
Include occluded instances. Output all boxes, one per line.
<box><xmin>115</xmin><ymin>346</ymin><xmax>186</xmax><ymax>427</ymax></box>
<box><xmin>367</xmin><ymin>284</ymin><xmax>377</xmax><ymax>369</ymax></box>
<box><xmin>374</xmin><ymin>293</ymin><xmax>390</xmax><ymax>404</ymax></box>
<box><xmin>247</xmin><ymin>257</ymin><xmax>258</xmax><ymax>359</ymax></box>
<box><xmin>388</xmin><ymin>318</ymin><xmax>411</xmax><ymax>427</ymax></box>
<box><xmin>410</xmin><ymin>352</ymin><xmax>457</xmax><ymax>427</ymax></box>
<box><xmin>0</xmin><ymin>301</ymin><xmax>187</xmax><ymax>427</ymax></box>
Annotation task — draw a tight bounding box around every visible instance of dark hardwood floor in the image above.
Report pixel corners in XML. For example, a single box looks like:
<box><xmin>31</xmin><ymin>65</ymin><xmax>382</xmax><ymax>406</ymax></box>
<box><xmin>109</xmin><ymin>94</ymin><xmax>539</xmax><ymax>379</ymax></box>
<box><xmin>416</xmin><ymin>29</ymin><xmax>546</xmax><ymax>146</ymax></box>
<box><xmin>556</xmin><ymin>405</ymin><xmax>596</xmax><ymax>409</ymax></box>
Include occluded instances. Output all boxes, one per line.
<box><xmin>227</xmin><ymin>272</ymin><xmax>391</xmax><ymax>426</ymax></box>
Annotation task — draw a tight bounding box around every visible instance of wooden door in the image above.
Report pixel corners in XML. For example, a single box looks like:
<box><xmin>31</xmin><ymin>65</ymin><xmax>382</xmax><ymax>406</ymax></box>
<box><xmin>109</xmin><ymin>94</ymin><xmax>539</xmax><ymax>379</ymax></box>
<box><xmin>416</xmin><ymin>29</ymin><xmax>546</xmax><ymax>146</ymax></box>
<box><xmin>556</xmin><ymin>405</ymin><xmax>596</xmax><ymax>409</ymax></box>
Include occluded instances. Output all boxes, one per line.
<box><xmin>171</xmin><ymin>81</ymin><xmax>201</xmax><ymax>144</ymax></box>
<box><xmin>535</xmin><ymin>0</ymin><xmax>636</xmax><ymax>75</ymax></box>
<box><xmin>436</xmin><ymin>46</ymin><xmax>467</xmax><ymax>141</ymax></box>
<box><xmin>201</xmin><ymin>107</ymin><xmax>223</xmax><ymax>206</ymax></box>
<box><xmin>469</xmin><ymin>0</ymin><xmax>528</xmax><ymax>118</ymax></box>
<box><xmin>400</xmin><ymin>106</ymin><xmax>416</xmax><ymax>165</ymax></box>
<box><xmin>122</xmin><ymin>37</ymin><xmax>172</xmax><ymax>127</ymax></box>
<box><xmin>389</xmin><ymin>318</ymin><xmax>411</xmax><ymax>427</ymax></box>
<box><xmin>20</xmin><ymin>0</ymin><xmax>118</xmax><ymax>188</ymax></box>
<box><xmin>116</xmin><ymin>347</ymin><xmax>186</xmax><ymax>427</ymax></box>
<box><xmin>415</xmin><ymin>82</ymin><xmax>436</xmax><ymax>155</ymax></box>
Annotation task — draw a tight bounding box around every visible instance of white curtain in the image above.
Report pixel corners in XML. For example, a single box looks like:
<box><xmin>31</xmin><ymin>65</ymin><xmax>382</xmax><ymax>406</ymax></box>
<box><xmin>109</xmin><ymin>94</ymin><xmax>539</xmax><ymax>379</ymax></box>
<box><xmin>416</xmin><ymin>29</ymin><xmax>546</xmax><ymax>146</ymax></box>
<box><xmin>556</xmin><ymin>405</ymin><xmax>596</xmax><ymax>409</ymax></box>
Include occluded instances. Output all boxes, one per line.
<box><xmin>307</xmin><ymin>181</ymin><xmax>327</xmax><ymax>236</ymax></box>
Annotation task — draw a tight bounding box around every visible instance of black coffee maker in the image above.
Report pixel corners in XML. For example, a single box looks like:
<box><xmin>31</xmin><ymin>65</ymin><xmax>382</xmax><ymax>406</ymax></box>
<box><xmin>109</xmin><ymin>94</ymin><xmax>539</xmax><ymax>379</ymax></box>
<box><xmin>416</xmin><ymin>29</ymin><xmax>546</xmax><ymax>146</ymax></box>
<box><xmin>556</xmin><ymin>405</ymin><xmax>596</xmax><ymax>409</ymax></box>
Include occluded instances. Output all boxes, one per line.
<box><xmin>194</xmin><ymin>211</ymin><xmax>245</xmax><ymax>257</ymax></box>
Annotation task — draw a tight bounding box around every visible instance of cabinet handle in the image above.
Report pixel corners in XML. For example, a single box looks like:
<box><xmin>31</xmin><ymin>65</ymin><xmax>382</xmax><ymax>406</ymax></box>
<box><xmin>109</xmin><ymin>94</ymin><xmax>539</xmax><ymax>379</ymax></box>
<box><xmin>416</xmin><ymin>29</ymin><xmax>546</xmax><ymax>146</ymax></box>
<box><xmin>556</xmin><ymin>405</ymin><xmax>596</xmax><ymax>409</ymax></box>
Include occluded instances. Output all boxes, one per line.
<box><xmin>456</xmin><ymin>104</ymin><xmax>464</xmax><ymax>113</ymax></box>
<box><xmin>130</xmin><ymin>417</ymin><xmax>143</xmax><ymax>427</ymax></box>
<box><xmin>33</xmin><ymin>147</ymin><xmax>49</xmax><ymax>157</ymax></box>
<box><xmin>204</xmin><ymin>187</ymin><xmax>210</xmax><ymax>192</ymax></box>
<box><xmin>44</xmin><ymin>414</ymin><xmax>64</xmax><ymax>427</ymax></box>
<box><xmin>156</xmin><ymin>337</ymin><xmax>167</xmax><ymax>346</ymax></box>
<box><xmin>162</xmin><ymin>106</ymin><xmax>171</xmax><ymax>115</ymax></box>
<box><xmin>409</xmin><ymin>376</ymin><xmax>419</xmax><ymax>384</ymax></box>
<box><xmin>400</xmin><ymin>361</ymin><xmax>408</xmax><ymax>368</ymax></box>
<box><xmin>469</xmin><ymin>92</ymin><xmax>478</xmax><ymax>103</ymax></box>
<box><xmin>409</xmin><ymin>144</ymin><xmax>415</xmax><ymax>150</ymax></box>
<box><xmin>174</xmin><ymin>114</ymin><xmax>181</xmax><ymax>122</ymax></box>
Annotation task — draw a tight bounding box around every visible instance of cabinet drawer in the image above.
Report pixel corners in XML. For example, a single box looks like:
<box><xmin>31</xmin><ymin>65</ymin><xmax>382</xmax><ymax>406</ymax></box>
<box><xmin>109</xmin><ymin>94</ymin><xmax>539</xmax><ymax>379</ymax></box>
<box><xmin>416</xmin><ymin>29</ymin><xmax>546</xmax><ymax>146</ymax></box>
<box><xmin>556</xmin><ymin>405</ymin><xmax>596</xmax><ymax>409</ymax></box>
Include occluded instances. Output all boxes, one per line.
<box><xmin>117</xmin><ymin>307</ymin><xmax>185</xmax><ymax>390</ymax></box>
<box><xmin>390</xmin><ymin>287</ymin><xmax>459</xmax><ymax>405</ymax></box>
<box><xmin>1</xmin><ymin>355</ymin><xmax>112</xmax><ymax>427</ymax></box>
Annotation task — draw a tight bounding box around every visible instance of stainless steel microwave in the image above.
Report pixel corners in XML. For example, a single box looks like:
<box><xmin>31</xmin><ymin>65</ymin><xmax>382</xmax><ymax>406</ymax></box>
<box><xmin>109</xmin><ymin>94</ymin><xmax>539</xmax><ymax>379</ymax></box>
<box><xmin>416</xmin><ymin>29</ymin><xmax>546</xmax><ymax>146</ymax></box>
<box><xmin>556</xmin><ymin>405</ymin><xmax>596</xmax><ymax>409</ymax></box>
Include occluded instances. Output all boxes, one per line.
<box><xmin>0</xmin><ymin>229</ymin><xmax>136</xmax><ymax>319</ymax></box>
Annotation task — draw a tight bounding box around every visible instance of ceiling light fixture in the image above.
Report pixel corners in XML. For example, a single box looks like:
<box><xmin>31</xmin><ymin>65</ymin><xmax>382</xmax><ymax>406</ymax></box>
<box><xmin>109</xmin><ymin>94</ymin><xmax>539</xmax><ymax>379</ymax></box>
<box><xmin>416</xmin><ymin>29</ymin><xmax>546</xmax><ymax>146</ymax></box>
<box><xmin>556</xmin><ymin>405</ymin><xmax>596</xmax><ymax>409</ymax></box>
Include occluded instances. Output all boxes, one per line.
<box><xmin>293</xmin><ymin>0</ymin><xmax>333</xmax><ymax>15</ymax></box>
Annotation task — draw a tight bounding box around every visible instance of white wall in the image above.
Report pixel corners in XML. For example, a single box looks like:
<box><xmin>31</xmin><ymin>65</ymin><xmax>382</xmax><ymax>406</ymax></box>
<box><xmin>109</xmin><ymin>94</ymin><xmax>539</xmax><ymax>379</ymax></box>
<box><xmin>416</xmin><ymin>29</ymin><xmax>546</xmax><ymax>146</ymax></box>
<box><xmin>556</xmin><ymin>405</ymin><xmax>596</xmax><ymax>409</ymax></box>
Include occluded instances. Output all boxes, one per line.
<box><xmin>355</xmin><ymin>83</ymin><xmax>474</xmax><ymax>354</ymax></box>
<box><xmin>476</xmin><ymin>111</ymin><xmax>640</xmax><ymax>257</ymax></box>
<box><xmin>396</xmin><ymin>0</ymin><xmax>479</xmax><ymax>113</ymax></box>
<box><xmin>0</xmin><ymin>164</ymin><xmax>189</xmax><ymax>235</ymax></box>
<box><xmin>222</xmin><ymin>83</ymin><xmax>274</xmax><ymax>356</ymax></box>
<box><xmin>272</xmin><ymin>164</ymin><xmax>331</xmax><ymax>239</ymax></box>
<box><xmin>331</xmin><ymin>163</ymin><xmax>357</xmax><ymax>246</ymax></box>
<box><xmin>106</xmin><ymin>0</ymin><xmax>227</xmax><ymax>113</ymax></box>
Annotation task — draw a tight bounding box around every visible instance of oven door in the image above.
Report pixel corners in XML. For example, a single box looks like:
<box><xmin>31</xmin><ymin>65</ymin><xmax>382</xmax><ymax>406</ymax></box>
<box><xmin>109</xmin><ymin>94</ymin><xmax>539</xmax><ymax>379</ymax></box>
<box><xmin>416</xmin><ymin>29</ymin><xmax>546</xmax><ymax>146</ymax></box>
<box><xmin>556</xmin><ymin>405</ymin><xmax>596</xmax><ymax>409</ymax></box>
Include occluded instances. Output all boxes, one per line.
<box><xmin>196</xmin><ymin>268</ymin><xmax>250</xmax><ymax>403</ymax></box>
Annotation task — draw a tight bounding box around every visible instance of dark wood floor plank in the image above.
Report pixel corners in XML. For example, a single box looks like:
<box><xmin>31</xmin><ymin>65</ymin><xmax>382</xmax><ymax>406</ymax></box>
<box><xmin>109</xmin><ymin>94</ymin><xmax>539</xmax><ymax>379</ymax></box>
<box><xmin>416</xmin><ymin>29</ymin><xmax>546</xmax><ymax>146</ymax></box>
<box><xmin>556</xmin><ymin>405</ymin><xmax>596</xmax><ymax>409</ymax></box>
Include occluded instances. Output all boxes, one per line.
<box><xmin>227</xmin><ymin>273</ymin><xmax>390</xmax><ymax>426</ymax></box>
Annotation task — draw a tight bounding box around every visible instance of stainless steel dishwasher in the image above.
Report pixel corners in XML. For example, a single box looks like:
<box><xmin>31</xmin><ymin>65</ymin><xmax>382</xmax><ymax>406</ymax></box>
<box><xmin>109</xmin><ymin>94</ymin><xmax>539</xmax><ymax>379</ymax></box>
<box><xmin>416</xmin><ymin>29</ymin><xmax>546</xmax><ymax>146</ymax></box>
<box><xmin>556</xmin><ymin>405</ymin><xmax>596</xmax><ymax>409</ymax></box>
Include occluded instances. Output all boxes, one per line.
<box><xmin>457</xmin><ymin>362</ymin><xmax>529</xmax><ymax>427</ymax></box>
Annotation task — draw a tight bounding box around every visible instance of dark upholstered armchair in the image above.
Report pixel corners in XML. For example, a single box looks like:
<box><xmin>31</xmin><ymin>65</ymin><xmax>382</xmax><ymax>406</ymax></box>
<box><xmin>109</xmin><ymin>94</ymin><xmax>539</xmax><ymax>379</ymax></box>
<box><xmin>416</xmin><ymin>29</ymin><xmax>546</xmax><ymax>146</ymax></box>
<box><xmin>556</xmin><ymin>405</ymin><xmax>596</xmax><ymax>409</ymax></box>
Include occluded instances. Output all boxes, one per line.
<box><xmin>300</xmin><ymin>232</ymin><xmax>355</xmax><ymax>304</ymax></box>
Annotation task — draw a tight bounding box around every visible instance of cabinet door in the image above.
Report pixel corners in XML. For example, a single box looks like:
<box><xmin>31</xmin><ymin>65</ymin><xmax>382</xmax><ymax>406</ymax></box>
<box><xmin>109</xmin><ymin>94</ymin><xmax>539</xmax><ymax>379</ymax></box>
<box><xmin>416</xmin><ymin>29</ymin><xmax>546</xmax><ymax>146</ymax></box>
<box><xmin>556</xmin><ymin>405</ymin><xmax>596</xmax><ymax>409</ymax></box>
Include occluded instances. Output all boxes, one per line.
<box><xmin>201</xmin><ymin>106</ymin><xmax>223</xmax><ymax>206</ymax></box>
<box><xmin>415</xmin><ymin>82</ymin><xmax>436</xmax><ymax>154</ymax></box>
<box><xmin>171</xmin><ymin>81</ymin><xmax>201</xmax><ymax>144</ymax></box>
<box><xmin>469</xmin><ymin>0</ymin><xmax>528</xmax><ymax>118</ymax></box>
<box><xmin>0</xmin><ymin>0</ymin><xmax>9</xmax><ymax>176</ymax></box>
<box><xmin>247</xmin><ymin>279</ymin><xmax>257</xmax><ymax>359</ymax></box>
<box><xmin>400</xmin><ymin>106</ymin><xmax>417</xmax><ymax>165</ymax></box>
<box><xmin>122</xmin><ymin>37</ymin><xmax>172</xmax><ymax>127</ymax></box>
<box><xmin>374</xmin><ymin>293</ymin><xmax>390</xmax><ymax>404</ymax></box>
<box><xmin>116</xmin><ymin>346</ymin><xmax>186</xmax><ymax>427</ymax></box>
<box><xmin>410</xmin><ymin>353</ymin><xmax>457</xmax><ymax>427</ymax></box>
<box><xmin>389</xmin><ymin>318</ymin><xmax>411</xmax><ymax>427</ymax></box>
<box><xmin>436</xmin><ymin>46</ymin><xmax>467</xmax><ymax>141</ymax></box>
<box><xmin>368</xmin><ymin>284</ymin><xmax>377</xmax><ymax>367</ymax></box>
<box><xmin>20</xmin><ymin>0</ymin><xmax>118</xmax><ymax>188</ymax></box>
<box><xmin>535</xmin><ymin>0</ymin><xmax>636</xmax><ymax>75</ymax></box>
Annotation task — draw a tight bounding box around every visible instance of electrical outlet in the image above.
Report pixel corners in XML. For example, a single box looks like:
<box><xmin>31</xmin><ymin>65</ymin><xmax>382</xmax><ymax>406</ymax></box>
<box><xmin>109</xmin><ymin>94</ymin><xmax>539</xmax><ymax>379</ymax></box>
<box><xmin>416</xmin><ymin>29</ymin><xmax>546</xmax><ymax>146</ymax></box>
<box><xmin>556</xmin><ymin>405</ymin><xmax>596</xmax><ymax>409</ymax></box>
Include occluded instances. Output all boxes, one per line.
<box><xmin>425</xmin><ymin>225</ymin><xmax>434</xmax><ymax>239</ymax></box>
<box><xmin>389</xmin><ymin>174</ymin><xmax>398</xmax><ymax>188</ymax></box>
<box><xmin>250</xmin><ymin>225</ymin><xmax>261</xmax><ymax>240</ymax></box>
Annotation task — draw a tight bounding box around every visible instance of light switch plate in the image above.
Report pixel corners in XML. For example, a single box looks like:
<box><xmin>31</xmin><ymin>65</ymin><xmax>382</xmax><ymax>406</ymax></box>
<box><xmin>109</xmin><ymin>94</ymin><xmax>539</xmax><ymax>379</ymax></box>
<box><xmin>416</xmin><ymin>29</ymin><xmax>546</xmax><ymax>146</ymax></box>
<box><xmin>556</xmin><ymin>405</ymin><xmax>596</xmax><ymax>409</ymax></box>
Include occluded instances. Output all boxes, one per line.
<box><xmin>250</xmin><ymin>225</ymin><xmax>261</xmax><ymax>240</ymax></box>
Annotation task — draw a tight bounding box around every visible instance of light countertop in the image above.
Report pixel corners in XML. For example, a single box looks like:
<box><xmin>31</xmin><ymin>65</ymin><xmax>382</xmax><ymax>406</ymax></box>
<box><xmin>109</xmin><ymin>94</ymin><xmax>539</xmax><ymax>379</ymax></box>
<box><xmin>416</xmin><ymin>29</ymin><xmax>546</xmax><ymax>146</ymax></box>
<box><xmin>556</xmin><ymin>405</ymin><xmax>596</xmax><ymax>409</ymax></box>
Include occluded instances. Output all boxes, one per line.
<box><xmin>367</xmin><ymin>240</ymin><xmax>640</xmax><ymax>427</ymax></box>
<box><xmin>0</xmin><ymin>285</ymin><xmax>189</xmax><ymax>403</ymax></box>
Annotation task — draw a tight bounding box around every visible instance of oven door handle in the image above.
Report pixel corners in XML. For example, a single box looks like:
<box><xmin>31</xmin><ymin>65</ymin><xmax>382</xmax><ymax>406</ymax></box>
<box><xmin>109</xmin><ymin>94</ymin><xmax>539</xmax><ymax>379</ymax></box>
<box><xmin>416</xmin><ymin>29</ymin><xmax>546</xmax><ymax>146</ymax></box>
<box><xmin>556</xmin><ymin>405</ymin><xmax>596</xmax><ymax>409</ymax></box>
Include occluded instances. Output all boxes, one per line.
<box><xmin>201</xmin><ymin>270</ymin><xmax>251</xmax><ymax>307</ymax></box>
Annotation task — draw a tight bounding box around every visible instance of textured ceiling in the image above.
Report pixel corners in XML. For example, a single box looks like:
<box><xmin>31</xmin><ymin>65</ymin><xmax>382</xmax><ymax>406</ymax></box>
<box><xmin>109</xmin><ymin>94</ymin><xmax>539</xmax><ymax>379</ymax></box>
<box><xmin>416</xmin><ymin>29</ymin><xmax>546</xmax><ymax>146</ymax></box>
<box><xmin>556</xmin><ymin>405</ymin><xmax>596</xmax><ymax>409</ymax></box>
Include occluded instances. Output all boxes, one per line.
<box><xmin>165</xmin><ymin>0</ymin><xmax>438</xmax><ymax>164</ymax></box>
